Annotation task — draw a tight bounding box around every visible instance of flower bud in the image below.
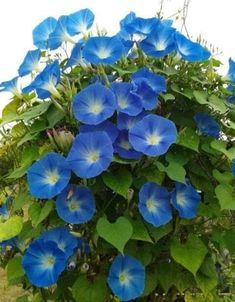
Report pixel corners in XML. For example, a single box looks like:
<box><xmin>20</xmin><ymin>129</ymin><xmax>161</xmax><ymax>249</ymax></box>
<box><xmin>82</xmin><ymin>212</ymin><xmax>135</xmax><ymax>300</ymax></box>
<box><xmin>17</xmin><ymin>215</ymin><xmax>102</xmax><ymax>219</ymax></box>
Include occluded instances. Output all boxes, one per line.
<box><xmin>47</xmin><ymin>128</ymin><xmax>74</xmax><ymax>153</ymax></box>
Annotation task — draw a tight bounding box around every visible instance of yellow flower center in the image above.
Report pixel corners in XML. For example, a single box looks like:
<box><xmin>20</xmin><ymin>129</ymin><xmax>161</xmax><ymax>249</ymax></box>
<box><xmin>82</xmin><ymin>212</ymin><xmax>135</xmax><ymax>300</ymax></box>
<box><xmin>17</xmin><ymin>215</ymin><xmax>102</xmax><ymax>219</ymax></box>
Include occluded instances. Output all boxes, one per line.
<box><xmin>119</xmin><ymin>140</ymin><xmax>131</xmax><ymax>150</ymax></box>
<box><xmin>45</xmin><ymin>170</ymin><xmax>59</xmax><ymax>185</ymax></box>
<box><xmin>176</xmin><ymin>192</ymin><xmax>187</xmax><ymax>206</ymax></box>
<box><xmin>119</xmin><ymin>272</ymin><xmax>130</xmax><ymax>284</ymax></box>
<box><xmin>146</xmin><ymin>133</ymin><xmax>161</xmax><ymax>145</ymax></box>
<box><xmin>87</xmin><ymin>151</ymin><xmax>100</xmax><ymax>163</ymax></box>
<box><xmin>146</xmin><ymin>199</ymin><xmax>157</xmax><ymax>212</ymax></box>
<box><xmin>96</xmin><ymin>48</ymin><xmax>111</xmax><ymax>59</ymax></box>
<box><xmin>155</xmin><ymin>41</ymin><xmax>166</xmax><ymax>51</ymax></box>
<box><xmin>69</xmin><ymin>201</ymin><xmax>78</xmax><ymax>211</ymax></box>
<box><xmin>90</xmin><ymin>102</ymin><xmax>103</xmax><ymax>114</ymax></box>
<box><xmin>43</xmin><ymin>255</ymin><xmax>55</xmax><ymax>268</ymax></box>
<box><xmin>118</xmin><ymin>99</ymin><xmax>128</xmax><ymax>109</ymax></box>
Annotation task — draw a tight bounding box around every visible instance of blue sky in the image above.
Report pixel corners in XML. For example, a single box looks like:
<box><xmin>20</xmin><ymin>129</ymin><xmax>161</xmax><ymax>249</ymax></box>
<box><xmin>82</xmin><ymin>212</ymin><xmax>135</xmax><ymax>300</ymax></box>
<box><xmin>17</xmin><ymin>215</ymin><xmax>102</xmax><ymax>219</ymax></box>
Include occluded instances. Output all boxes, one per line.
<box><xmin>0</xmin><ymin>0</ymin><xmax>234</xmax><ymax>112</ymax></box>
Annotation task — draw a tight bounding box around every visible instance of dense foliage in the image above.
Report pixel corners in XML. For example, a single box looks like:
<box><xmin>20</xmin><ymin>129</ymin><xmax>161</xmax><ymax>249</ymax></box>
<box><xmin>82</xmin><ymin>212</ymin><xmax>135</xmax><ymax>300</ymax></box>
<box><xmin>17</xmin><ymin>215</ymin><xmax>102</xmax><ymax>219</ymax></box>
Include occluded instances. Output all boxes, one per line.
<box><xmin>0</xmin><ymin>8</ymin><xmax>234</xmax><ymax>302</ymax></box>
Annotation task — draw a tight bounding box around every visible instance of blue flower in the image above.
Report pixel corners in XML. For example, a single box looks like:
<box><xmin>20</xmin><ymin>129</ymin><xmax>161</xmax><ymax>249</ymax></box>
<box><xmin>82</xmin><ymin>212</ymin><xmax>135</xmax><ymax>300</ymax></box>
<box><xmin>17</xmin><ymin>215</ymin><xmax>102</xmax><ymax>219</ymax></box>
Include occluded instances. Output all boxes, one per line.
<box><xmin>111</xmin><ymin>82</ymin><xmax>142</xmax><ymax>116</ymax></box>
<box><xmin>48</xmin><ymin>16</ymin><xmax>75</xmax><ymax>50</ymax></box>
<box><xmin>140</xmin><ymin>23</ymin><xmax>176</xmax><ymax>58</ymax></box>
<box><xmin>72</xmin><ymin>83</ymin><xmax>116</xmax><ymax>125</ymax></box>
<box><xmin>117</xmin><ymin>112</ymin><xmax>146</xmax><ymax>131</ymax></box>
<box><xmin>139</xmin><ymin>182</ymin><xmax>172</xmax><ymax>227</ymax></box>
<box><xmin>232</xmin><ymin>160</ymin><xmax>235</xmax><ymax>176</ymax></box>
<box><xmin>194</xmin><ymin>112</ymin><xmax>220</xmax><ymax>138</ymax></box>
<box><xmin>174</xmin><ymin>32</ymin><xmax>211</xmax><ymax>62</ymax></box>
<box><xmin>56</xmin><ymin>184</ymin><xmax>96</xmax><ymax>224</ymax></box>
<box><xmin>226</xmin><ymin>85</ymin><xmax>235</xmax><ymax>104</ymax></box>
<box><xmin>67</xmin><ymin>131</ymin><xmax>113</xmax><ymax>178</ymax></box>
<box><xmin>0</xmin><ymin>237</ymin><xmax>19</xmax><ymax>249</ymax></box>
<box><xmin>18</xmin><ymin>49</ymin><xmax>41</xmax><ymax>76</ymax></box>
<box><xmin>33</xmin><ymin>16</ymin><xmax>57</xmax><ymax>49</ymax></box>
<box><xmin>114</xmin><ymin>130</ymin><xmax>142</xmax><ymax>160</ymax></box>
<box><xmin>124</xmin><ymin>16</ymin><xmax>159</xmax><ymax>36</ymax></box>
<box><xmin>67</xmin><ymin>9</ymin><xmax>94</xmax><ymax>35</ymax></box>
<box><xmin>0</xmin><ymin>196</ymin><xmax>12</xmax><ymax>220</ymax></box>
<box><xmin>129</xmin><ymin>114</ymin><xmax>177</xmax><ymax>156</ymax></box>
<box><xmin>107</xmin><ymin>255</ymin><xmax>145</xmax><ymax>301</ymax></box>
<box><xmin>83</xmin><ymin>36</ymin><xmax>124</xmax><ymax>65</ymax></box>
<box><xmin>39</xmin><ymin>226</ymin><xmax>79</xmax><ymax>259</ymax></box>
<box><xmin>65</xmin><ymin>41</ymin><xmax>86</xmax><ymax>68</ymax></box>
<box><xmin>131</xmin><ymin>68</ymin><xmax>166</xmax><ymax>110</ymax></box>
<box><xmin>171</xmin><ymin>182</ymin><xmax>200</xmax><ymax>219</ymax></box>
<box><xmin>0</xmin><ymin>77</ymin><xmax>21</xmax><ymax>96</ymax></box>
<box><xmin>227</xmin><ymin>58</ymin><xmax>235</xmax><ymax>82</ymax></box>
<box><xmin>27</xmin><ymin>152</ymin><xmax>71</xmax><ymax>199</ymax></box>
<box><xmin>22</xmin><ymin>239</ymin><xmax>67</xmax><ymax>287</ymax></box>
<box><xmin>80</xmin><ymin>120</ymin><xmax>118</xmax><ymax>143</ymax></box>
<box><xmin>120</xmin><ymin>11</ymin><xmax>136</xmax><ymax>33</ymax></box>
<box><xmin>23</xmin><ymin>61</ymin><xmax>60</xmax><ymax>99</ymax></box>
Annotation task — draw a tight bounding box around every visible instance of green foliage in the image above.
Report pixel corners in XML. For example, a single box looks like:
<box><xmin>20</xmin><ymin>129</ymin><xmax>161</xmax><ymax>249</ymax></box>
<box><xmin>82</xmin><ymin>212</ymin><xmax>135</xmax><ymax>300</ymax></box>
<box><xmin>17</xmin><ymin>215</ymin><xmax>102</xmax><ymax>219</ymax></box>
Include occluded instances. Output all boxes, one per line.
<box><xmin>0</xmin><ymin>216</ymin><xmax>23</xmax><ymax>241</ymax></box>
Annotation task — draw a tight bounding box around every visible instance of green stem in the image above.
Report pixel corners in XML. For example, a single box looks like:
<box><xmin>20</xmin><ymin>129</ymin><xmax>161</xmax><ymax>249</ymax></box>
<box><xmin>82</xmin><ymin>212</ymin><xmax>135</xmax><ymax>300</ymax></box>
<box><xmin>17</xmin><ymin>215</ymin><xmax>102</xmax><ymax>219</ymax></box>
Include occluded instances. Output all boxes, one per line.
<box><xmin>98</xmin><ymin>65</ymin><xmax>110</xmax><ymax>87</ymax></box>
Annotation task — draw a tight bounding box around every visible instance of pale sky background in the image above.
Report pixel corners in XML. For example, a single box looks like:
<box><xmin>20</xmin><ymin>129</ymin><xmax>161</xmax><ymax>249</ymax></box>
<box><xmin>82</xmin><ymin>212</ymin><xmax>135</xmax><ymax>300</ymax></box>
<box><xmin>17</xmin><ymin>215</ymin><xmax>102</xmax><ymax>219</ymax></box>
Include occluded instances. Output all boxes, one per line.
<box><xmin>0</xmin><ymin>0</ymin><xmax>235</xmax><ymax>114</ymax></box>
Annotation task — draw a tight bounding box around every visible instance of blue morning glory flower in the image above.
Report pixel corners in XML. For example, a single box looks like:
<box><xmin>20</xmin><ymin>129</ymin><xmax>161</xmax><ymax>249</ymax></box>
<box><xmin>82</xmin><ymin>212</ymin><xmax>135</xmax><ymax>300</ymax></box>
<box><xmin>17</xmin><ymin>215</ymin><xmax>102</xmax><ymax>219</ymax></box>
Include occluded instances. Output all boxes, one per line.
<box><xmin>111</xmin><ymin>82</ymin><xmax>142</xmax><ymax>116</ymax></box>
<box><xmin>140</xmin><ymin>23</ymin><xmax>176</xmax><ymax>58</ymax></box>
<box><xmin>67</xmin><ymin>9</ymin><xmax>94</xmax><ymax>36</ymax></box>
<box><xmin>120</xmin><ymin>11</ymin><xmax>136</xmax><ymax>33</ymax></box>
<box><xmin>194</xmin><ymin>112</ymin><xmax>220</xmax><ymax>138</ymax></box>
<box><xmin>107</xmin><ymin>255</ymin><xmax>145</xmax><ymax>301</ymax></box>
<box><xmin>0</xmin><ymin>196</ymin><xmax>12</xmax><ymax>220</ymax></box>
<box><xmin>131</xmin><ymin>68</ymin><xmax>166</xmax><ymax>110</ymax></box>
<box><xmin>139</xmin><ymin>182</ymin><xmax>172</xmax><ymax>227</ymax></box>
<box><xmin>18</xmin><ymin>49</ymin><xmax>41</xmax><ymax>76</ymax></box>
<box><xmin>174</xmin><ymin>32</ymin><xmax>211</xmax><ymax>62</ymax></box>
<box><xmin>65</xmin><ymin>41</ymin><xmax>86</xmax><ymax>68</ymax></box>
<box><xmin>226</xmin><ymin>85</ymin><xmax>235</xmax><ymax>104</ymax></box>
<box><xmin>27</xmin><ymin>152</ymin><xmax>71</xmax><ymax>199</ymax></box>
<box><xmin>83</xmin><ymin>36</ymin><xmax>124</xmax><ymax>65</ymax></box>
<box><xmin>72</xmin><ymin>83</ymin><xmax>116</xmax><ymax>125</ymax></box>
<box><xmin>113</xmin><ymin>130</ymin><xmax>142</xmax><ymax>160</ymax></box>
<box><xmin>39</xmin><ymin>226</ymin><xmax>79</xmax><ymax>259</ymax></box>
<box><xmin>129</xmin><ymin>114</ymin><xmax>177</xmax><ymax>156</ymax></box>
<box><xmin>22</xmin><ymin>239</ymin><xmax>67</xmax><ymax>287</ymax></box>
<box><xmin>232</xmin><ymin>160</ymin><xmax>235</xmax><ymax>176</ymax></box>
<box><xmin>56</xmin><ymin>184</ymin><xmax>96</xmax><ymax>224</ymax></box>
<box><xmin>124</xmin><ymin>16</ymin><xmax>159</xmax><ymax>36</ymax></box>
<box><xmin>0</xmin><ymin>77</ymin><xmax>21</xmax><ymax>96</ymax></box>
<box><xmin>33</xmin><ymin>16</ymin><xmax>57</xmax><ymax>49</ymax></box>
<box><xmin>0</xmin><ymin>237</ymin><xmax>19</xmax><ymax>249</ymax></box>
<box><xmin>48</xmin><ymin>16</ymin><xmax>75</xmax><ymax>50</ymax></box>
<box><xmin>67</xmin><ymin>131</ymin><xmax>113</xmax><ymax>178</ymax></box>
<box><xmin>23</xmin><ymin>60</ymin><xmax>60</xmax><ymax>99</ymax></box>
<box><xmin>227</xmin><ymin>58</ymin><xmax>235</xmax><ymax>82</ymax></box>
<box><xmin>171</xmin><ymin>182</ymin><xmax>200</xmax><ymax>219</ymax></box>
<box><xmin>80</xmin><ymin>120</ymin><xmax>118</xmax><ymax>143</ymax></box>
<box><xmin>117</xmin><ymin>112</ymin><xmax>146</xmax><ymax>131</ymax></box>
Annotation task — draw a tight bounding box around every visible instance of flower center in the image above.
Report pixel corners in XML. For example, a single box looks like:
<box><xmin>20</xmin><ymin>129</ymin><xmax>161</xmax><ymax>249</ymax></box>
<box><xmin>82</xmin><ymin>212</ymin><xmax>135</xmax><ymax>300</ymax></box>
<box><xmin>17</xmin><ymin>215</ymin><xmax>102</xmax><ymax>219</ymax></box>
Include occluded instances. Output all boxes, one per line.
<box><xmin>118</xmin><ymin>99</ymin><xmax>128</xmax><ymax>109</ymax></box>
<box><xmin>69</xmin><ymin>201</ymin><xmax>78</xmax><ymax>211</ymax></box>
<box><xmin>45</xmin><ymin>170</ymin><xmax>59</xmax><ymax>185</ymax></box>
<box><xmin>90</xmin><ymin>102</ymin><xmax>103</xmax><ymax>114</ymax></box>
<box><xmin>119</xmin><ymin>140</ymin><xmax>131</xmax><ymax>150</ymax></box>
<box><xmin>155</xmin><ymin>41</ymin><xmax>166</xmax><ymax>51</ymax></box>
<box><xmin>176</xmin><ymin>192</ymin><xmax>187</xmax><ymax>206</ymax></box>
<box><xmin>119</xmin><ymin>272</ymin><xmax>130</xmax><ymax>284</ymax></box>
<box><xmin>87</xmin><ymin>151</ymin><xmax>100</xmax><ymax>163</ymax></box>
<box><xmin>43</xmin><ymin>255</ymin><xmax>55</xmax><ymax>268</ymax></box>
<box><xmin>146</xmin><ymin>199</ymin><xmax>157</xmax><ymax>212</ymax></box>
<box><xmin>96</xmin><ymin>48</ymin><xmax>111</xmax><ymax>59</ymax></box>
<box><xmin>146</xmin><ymin>133</ymin><xmax>161</xmax><ymax>145</ymax></box>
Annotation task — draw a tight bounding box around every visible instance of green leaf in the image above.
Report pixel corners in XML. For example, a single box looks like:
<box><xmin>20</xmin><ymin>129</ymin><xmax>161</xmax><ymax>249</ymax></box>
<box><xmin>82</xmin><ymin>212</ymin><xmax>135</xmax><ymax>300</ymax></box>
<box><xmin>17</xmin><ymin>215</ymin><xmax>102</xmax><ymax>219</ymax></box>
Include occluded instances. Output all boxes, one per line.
<box><xmin>177</xmin><ymin>128</ymin><xmax>200</xmax><ymax>152</ymax></box>
<box><xmin>28</xmin><ymin>200</ymin><xmax>54</xmax><ymax>227</ymax></box>
<box><xmin>72</xmin><ymin>275</ymin><xmax>107</xmax><ymax>302</ymax></box>
<box><xmin>102</xmin><ymin>169</ymin><xmax>132</xmax><ymax>198</ymax></box>
<box><xmin>1</xmin><ymin>99</ymin><xmax>21</xmax><ymax>124</ymax></box>
<box><xmin>208</xmin><ymin>95</ymin><xmax>227</xmax><ymax>114</ymax></box>
<box><xmin>141</xmin><ymin>165</ymin><xmax>165</xmax><ymax>185</ymax></box>
<box><xmin>161</xmin><ymin>93</ymin><xmax>175</xmax><ymax>102</ymax></box>
<box><xmin>193</xmin><ymin>90</ymin><xmax>208</xmax><ymax>104</ymax></box>
<box><xmin>170</xmin><ymin>234</ymin><xmax>208</xmax><ymax>275</ymax></box>
<box><xmin>96</xmin><ymin>216</ymin><xmax>133</xmax><ymax>253</ymax></box>
<box><xmin>130</xmin><ymin>218</ymin><xmax>153</xmax><ymax>243</ymax></box>
<box><xmin>46</xmin><ymin>104</ymin><xmax>65</xmax><ymax>128</ymax></box>
<box><xmin>147</xmin><ymin>222</ymin><xmax>173</xmax><ymax>243</ymax></box>
<box><xmin>0</xmin><ymin>216</ymin><xmax>23</xmax><ymax>241</ymax></box>
<box><xmin>212</xmin><ymin>169</ymin><xmax>233</xmax><ymax>184</ymax></box>
<box><xmin>20</xmin><ymin>101</ymin><xmax>51</xmax><ymax>121</ymax></box>
<box><xmin>215</xmin><ymin>184</ymin><xmax>235</xmax><ymax>210</ymax></box>
<box><xmin>210</xmin><ymin>140</ymin><xmax>235</xmax><ymax>160</ymax></box>
<box><xmin>125</xmin><ymin>241</ymin><xmax>152</xmax><ymax>266</ymax></box>
<box><xmin>142</xmin><ymin>269</ymin><xmax>158</xmax><ymax>297</ymax></box>
<box><xmin>171</xmin><ymin>84</ymin><xmax>193</xmax><ymax>99</ymax></box>
<box><xmin>13</xmin><ymin>191</ymin><xmax>33</xmax><ymax>211</ymax></box>
<box><xmin>157</xmin><ymin>261</ymin><xmax>196</xmax><ymax>293</ymax></box>
<box><xmin>7</xmin><ymin>256</ymin><xmax>25</xmax><ymax>283</ymax></box>
<box><xmin>156</xmin><ymin>161</ymin><xmax>186</xmax><ymax>183</ymax></box>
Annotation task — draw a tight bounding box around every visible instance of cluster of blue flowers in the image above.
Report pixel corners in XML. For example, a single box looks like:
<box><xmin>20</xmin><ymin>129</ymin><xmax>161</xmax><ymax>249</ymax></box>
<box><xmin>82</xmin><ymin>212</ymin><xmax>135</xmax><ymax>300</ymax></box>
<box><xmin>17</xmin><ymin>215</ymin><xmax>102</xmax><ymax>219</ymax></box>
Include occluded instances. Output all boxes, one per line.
<box><xmin>0</xmin><ymin>8</ymin><xmax>221</xmax><ymax>302</ymax></box>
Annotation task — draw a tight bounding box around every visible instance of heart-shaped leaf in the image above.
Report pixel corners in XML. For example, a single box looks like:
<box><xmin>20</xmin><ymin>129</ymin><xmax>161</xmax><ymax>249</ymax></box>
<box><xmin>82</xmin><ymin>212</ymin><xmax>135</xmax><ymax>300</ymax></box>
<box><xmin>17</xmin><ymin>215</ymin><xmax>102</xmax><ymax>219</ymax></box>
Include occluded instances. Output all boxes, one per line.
<box><xmin>96</xmin><ymin>216</ymin><xmax>133</xmax><ymax>253</ymax></box>
<box><xmin>0</xmin><ymin>216</ymin><xmax>23</xmax><ymax>241</ymax></box>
